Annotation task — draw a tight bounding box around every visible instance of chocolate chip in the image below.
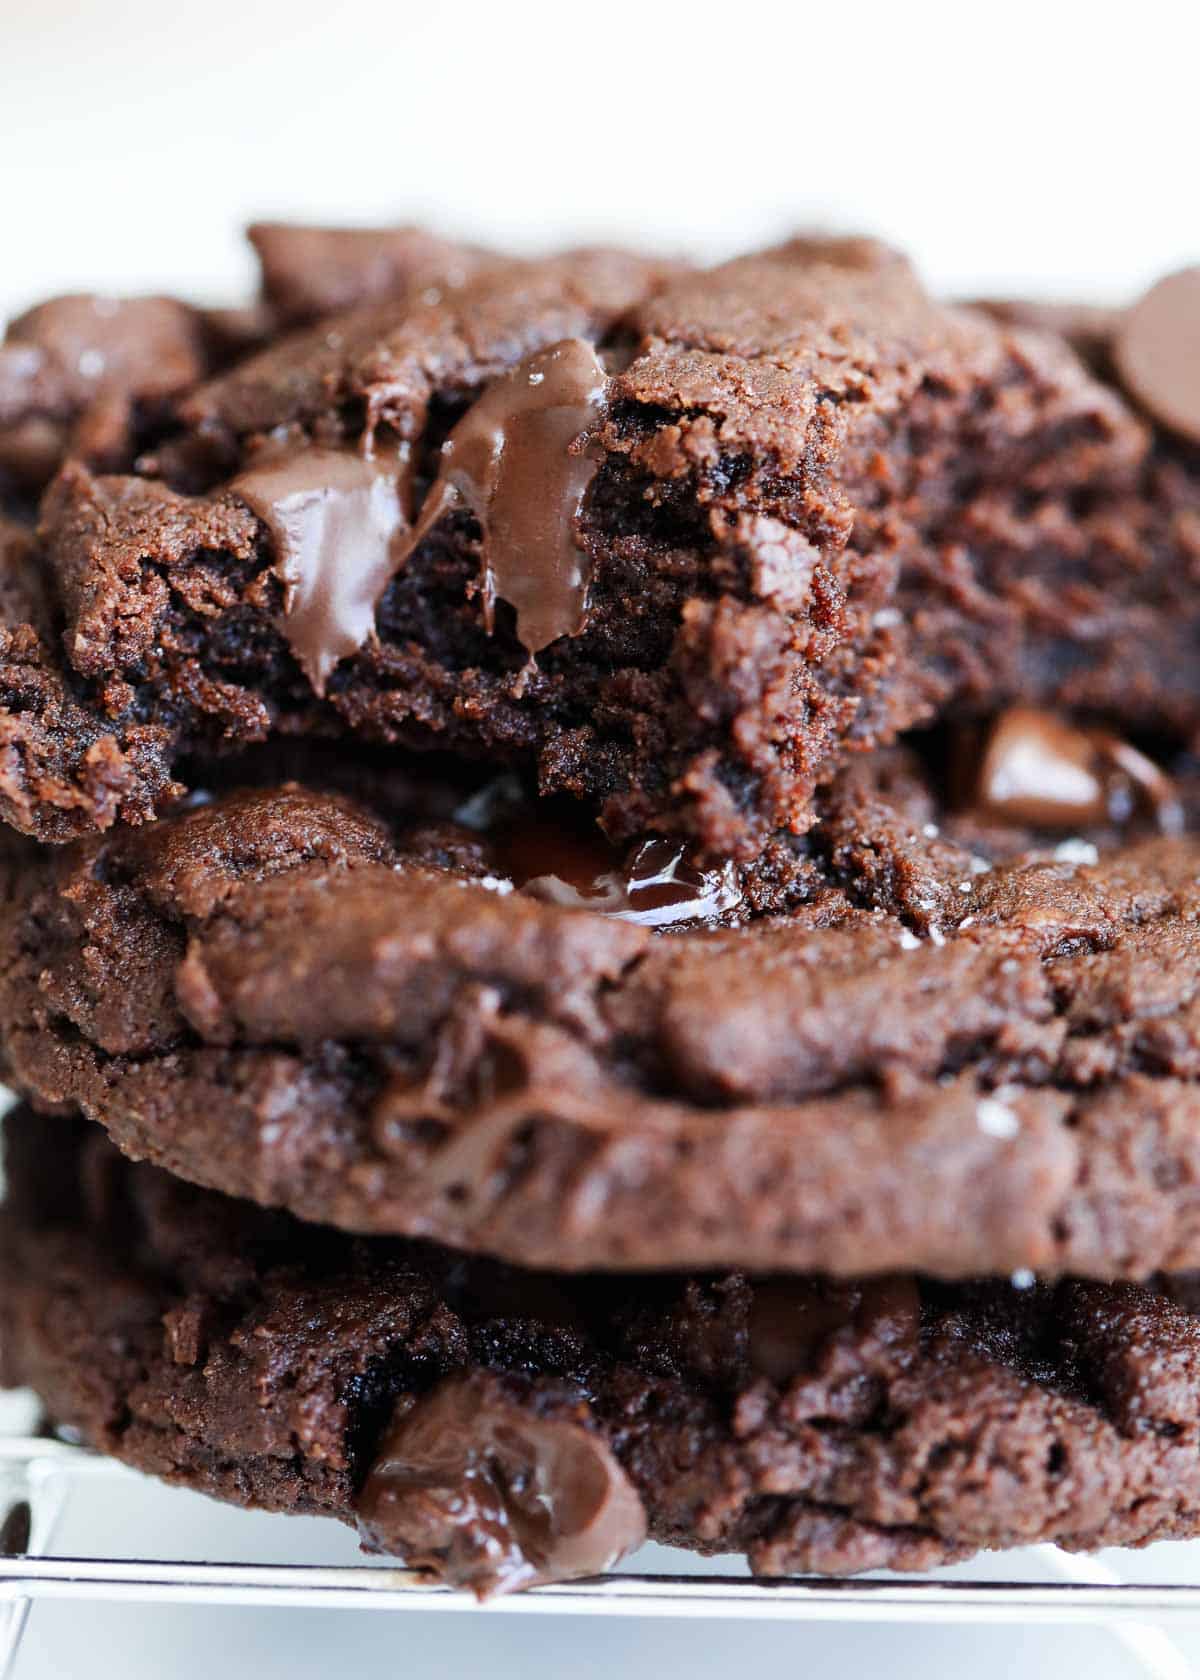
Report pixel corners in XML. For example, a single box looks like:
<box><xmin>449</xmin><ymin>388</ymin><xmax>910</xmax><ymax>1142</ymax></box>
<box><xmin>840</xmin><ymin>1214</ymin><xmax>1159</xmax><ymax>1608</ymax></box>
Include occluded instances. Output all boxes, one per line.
<box><xmin>356</xmin><ymin>1372</ymin><xmax>646</xmax><ymax>1595</ymax></box>
<box><xmin>747</xmin><ymin>1276</ymin><xmax>919</xmax><ymax>1385</ymax></box>
<box><xmin>972</xmin><ymin>707</ymin><xmax>1181</xmax><ymax>834</ymax></box>
<box><xmin>1114</xmin><ymin>268</ymin><xmax>1200</xmax><ymax>443</ymax></box>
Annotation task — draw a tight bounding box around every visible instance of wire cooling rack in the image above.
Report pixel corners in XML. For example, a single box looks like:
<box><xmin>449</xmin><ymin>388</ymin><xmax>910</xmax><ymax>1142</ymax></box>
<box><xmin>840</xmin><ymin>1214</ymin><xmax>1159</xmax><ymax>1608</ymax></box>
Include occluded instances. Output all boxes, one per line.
<box><xmin>5</xmin><ymin>1415</ymin><xmax>1200</xmax><ymax>1680</ymax></box>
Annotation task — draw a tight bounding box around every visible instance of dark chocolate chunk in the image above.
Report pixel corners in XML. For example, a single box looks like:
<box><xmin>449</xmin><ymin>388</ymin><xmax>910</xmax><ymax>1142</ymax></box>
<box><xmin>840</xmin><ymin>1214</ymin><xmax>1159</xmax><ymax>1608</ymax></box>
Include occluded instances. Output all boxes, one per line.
<box><xmin>747</xmin><ymin>1276</ymin><xmax>919</xmax><ymax>1384</ymax></box>
<box><xmin>397</xmin><ymin>338</ymin><xmax>609</xmax><ymax>656</ymax></box>
<box><xmin>0</xmin><ymin>294</ymin><xmax>210</xmax><ymax>496</ymax></box>
<box><xmin>1114</xmin><ymin>268</ymin><xmax>1200</xmax><ymax>443</ymax></box>
<box><xmin>521</xmin><ymin>835</ymin><xmax>743</xmax><ymax>928</ymax></box>
<box><xmin>230</xmin><ymin>448</ymin><xmax>410</xmax><ymax>693</ymax></box>
<box><xmin>357</xmin><ymin>1373</ymin><xmax>646</xmax><ymax>1594</ymax></box>
<box><xmin>486</xmin><ymin>800</ymin><xmax>744</xmax><ymax>927</ymax></box>
<box><xmin>971</xmin><ymin>707</ymin><xmax>1183</xmax><ymax>833</ymax></box>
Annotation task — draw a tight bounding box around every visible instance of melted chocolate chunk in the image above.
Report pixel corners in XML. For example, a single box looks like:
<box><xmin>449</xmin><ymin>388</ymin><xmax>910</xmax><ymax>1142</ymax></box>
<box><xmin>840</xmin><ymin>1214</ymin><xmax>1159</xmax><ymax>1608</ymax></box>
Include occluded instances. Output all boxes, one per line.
<box><xmin>398</xmin><ymin>338</ymin><xmax>609</xmax><ymax>655</ymax></box>
<box><xmin>481</xmin><ymin>796</ymin><xmax>617</xmax><ymax>889</ymax></box>
<box><xmin>455</xmin><ymin>779</ymin><xmax>746</xmax><ymax>927</ymax></box>
<box><xmin>972</xmin><ymin>707</ymin><xmax>1182</xmax><ymax>834</ymax></box>
<box><xmin>230</xmin><ymin>449</ymin><xmax>409</xmax><ymax>694</ymax></box>
<box><xmin>356</xmin><ymin>1373</ymin><xmax>646</xmax><ymax>1595</ymax></box>
<box><xmin>521</xmin><ymin>836</ymin><xmax>743</xmax><ymax>928</ymax></box>
<box><xmin>1114</xmin><ymin>268</ymin><xmax>1200</xmax><ymax>444</ymax></box>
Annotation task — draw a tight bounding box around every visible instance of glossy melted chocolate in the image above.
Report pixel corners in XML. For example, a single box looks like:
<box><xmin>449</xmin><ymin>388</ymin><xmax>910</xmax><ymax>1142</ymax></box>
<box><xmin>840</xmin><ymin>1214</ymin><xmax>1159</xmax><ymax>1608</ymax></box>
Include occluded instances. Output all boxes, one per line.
<box><xmin>520</xmin><ymin>836</ymin><xmax>743</xmax><ymax>927</ymax></box>
<box><xmin>229</xmin><ymin>339</ymin><xmax>608</xmax><ymax>694</ymax></box>
<box><xmin>356</xmin><ymin>1373</ymin><xmax>646</xmax><ymax>1596</ymax></box>
<box><xmin>231</xmin><ymin>448</ymin><xmax>409</xmax><ymax>695</ymax></box>
<box><xmin>461</xmin><ymin>785</ymin><xmax>745</xmax><ymax>928</ymax></box>
<box><xmin>398</xmin><ymin>338</ymin><xmax>609</xmax><ymax>655</ymax></box>
<box><xmin>974</xmin><ymin>707</ymin><xmax>1182</xmax><ymax>834</ymax></box>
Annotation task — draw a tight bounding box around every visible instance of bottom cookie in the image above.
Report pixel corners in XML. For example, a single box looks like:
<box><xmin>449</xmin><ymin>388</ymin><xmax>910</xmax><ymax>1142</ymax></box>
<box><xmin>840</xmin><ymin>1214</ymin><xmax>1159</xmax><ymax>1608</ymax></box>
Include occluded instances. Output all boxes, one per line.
<box><xmin>5</xmin><ymin>1109</ymin><xmax>1200</xmax><ymax>1595</ymax></box>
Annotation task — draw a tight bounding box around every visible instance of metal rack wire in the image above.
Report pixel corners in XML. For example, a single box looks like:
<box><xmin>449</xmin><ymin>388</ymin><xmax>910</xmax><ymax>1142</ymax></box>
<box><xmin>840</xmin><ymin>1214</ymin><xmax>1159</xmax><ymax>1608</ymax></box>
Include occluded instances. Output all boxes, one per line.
<box><xmin>4</xmin><ymin>1428</ymin><xmax>1200</xmax><ymax>1680</ymax></box>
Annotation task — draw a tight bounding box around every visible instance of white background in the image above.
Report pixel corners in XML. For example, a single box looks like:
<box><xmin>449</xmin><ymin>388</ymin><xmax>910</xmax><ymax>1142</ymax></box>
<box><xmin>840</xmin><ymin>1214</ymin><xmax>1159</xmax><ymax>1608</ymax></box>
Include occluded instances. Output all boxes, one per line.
<box><xmin>2</xmin><ymin>1</ymin><xmax>1200</xmax><ymax>1673</ymax></box>
<box><xmin>1</xmin><ymin>0</ymin><xmax>1197</xmax><ymax>316</ymax></box>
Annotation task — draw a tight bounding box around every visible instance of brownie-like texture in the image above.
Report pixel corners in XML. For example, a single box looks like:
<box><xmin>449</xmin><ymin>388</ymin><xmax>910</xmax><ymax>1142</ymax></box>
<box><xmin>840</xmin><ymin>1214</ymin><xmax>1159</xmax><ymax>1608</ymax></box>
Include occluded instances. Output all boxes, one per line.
<box><xmin>0</xmin><ymin>236</ymin><xmax>1151</xmax><ymax>856</ymax></box>
<box><xmin>974</xmin><ymin>271</ymin><xmax>1200</xmax><ymax>453</ymax></box>
<box><xmin>0</xmin><ymin>518</ymin><xmax>182</xmax><ymax>840</ymax></box>
<box><xmin>8</xmin><ymin>1112</ymin><xmax>1200</xmax><ymax>1589</ymax></box>
<box><xmin>945</xmin><ymin>287</ymin><xmax>1200</xmax><ymax>736</ymax></box>
<box><xmin>1</xmin><ymin>719</ymin><xmax>1198</xmax><ymax>1278</ymax></box>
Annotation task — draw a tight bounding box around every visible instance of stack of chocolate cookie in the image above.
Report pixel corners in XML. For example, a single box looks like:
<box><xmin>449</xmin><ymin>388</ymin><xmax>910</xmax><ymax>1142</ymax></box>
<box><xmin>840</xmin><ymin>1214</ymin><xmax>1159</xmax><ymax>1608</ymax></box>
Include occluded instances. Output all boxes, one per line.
<box><xmin>2</xmin><ymin>228</ymin><xmax>1200</xmax><ymax>1595</ymax></box>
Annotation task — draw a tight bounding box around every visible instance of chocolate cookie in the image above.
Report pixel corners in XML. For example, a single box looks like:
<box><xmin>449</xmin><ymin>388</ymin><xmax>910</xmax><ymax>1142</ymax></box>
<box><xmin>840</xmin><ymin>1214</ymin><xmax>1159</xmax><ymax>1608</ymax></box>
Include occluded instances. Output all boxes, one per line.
<box><xmin>8</xmin><ymin>1110</ymin><xmax>1200</xmax><ymax>1593</ymax></box>
<box><xmin>1</xmin><ymin>717</ymin><xmax>1198</xmax><ymax>1279</ymax></box>
<box><xmin>0</xmin><ymin>234</ymin><xmax>1159</xmax><ymax>858</ymax></box>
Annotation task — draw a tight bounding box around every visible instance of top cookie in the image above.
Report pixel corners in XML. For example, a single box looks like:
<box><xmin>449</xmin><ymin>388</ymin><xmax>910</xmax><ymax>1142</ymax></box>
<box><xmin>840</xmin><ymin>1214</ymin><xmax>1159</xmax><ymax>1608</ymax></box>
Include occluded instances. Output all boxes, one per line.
<box><xmin>2</xmin><ymin>233</ymin><xmax>1176</xmax><ymax>860</ymax></box>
